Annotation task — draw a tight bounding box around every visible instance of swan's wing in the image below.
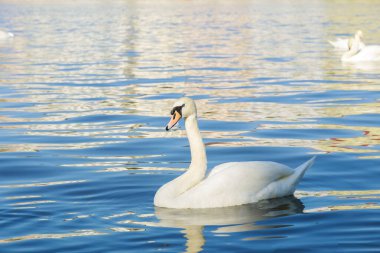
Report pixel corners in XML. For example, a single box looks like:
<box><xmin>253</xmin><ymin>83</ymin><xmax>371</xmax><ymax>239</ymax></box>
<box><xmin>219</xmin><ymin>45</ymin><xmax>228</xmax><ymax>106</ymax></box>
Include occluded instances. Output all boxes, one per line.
<box><xmin>173</xmin><ymin>158</ymin><xmax>314</xmax><ymax>208</ymax></box>
<box><xmin>180</xmin><ymin>162</ymin><xmax>294</xmax><ymax>207</ymax></box>
<box><xmin>329</xmin><ymin>38</ymin><xmax>349</xmax><ymax>50</ymax></box>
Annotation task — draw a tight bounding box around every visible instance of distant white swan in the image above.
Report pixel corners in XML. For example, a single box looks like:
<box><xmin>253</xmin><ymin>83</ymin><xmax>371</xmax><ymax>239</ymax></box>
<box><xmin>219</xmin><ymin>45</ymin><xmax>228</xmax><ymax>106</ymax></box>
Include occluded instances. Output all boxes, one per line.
<box><xmin>329</xmin><ymin>30</ymin><xmax>365</xmax><ymax>51</ymax></box>
<box><xmin>0</xmin><ymin>30</ymin><xmax>14</xmax><ymax>39</ymax></box>
<box><xmin>341</xmin><ymin>31</ymin><xmax>380</xmax><ymax>62</ymax></box>
<box><xmin>154</xmin><ymin>97</ymin><xmax>315</xmax><ymax>209</ymax></box>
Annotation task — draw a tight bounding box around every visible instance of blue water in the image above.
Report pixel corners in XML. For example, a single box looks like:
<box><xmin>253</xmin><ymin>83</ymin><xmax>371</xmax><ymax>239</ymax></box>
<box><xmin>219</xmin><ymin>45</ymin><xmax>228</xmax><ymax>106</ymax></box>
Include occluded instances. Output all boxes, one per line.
<box><xmin>1</xmin><ymin>1</ymin><xmax>380</xmax><ymax>252</ymax></box>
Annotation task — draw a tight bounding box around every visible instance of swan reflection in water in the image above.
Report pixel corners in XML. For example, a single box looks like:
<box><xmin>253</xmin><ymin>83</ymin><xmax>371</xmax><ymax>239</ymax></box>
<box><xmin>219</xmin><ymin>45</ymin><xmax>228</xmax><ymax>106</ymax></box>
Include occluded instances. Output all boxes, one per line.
<box><xmin>154</xmin><ymin>196</ymin><xmax>304</xmax><ymax>253</ymax></box>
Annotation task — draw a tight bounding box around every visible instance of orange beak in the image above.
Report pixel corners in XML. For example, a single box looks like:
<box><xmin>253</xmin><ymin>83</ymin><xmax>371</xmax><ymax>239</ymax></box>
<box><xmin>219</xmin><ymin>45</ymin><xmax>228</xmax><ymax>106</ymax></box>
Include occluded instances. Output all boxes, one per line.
<box><xmin>166</xmin><ymin>111</ymin><xmax>182</xmax><ymax>131</ymax></box>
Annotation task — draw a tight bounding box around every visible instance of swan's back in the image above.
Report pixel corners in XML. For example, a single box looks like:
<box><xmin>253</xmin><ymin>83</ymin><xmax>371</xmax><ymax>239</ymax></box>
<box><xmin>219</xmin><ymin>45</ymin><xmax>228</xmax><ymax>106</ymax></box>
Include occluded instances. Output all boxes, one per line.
<box><xmin>209</xmin><ymin>161</ymin><xmax>292</xmax><ymax>179</ymax></box>
<box><xmin>345</xmin><ymin>45</ymin><xmax>380</xmax><ymax>62</ymax></box>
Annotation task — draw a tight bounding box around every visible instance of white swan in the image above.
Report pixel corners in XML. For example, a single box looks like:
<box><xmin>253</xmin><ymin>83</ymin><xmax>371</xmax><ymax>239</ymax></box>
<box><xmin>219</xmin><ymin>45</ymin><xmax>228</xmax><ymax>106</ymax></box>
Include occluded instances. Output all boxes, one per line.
<box><xmin>329</xmin><ymin>30</ymin><xmax>365</xmax><ymax>51</ymax></box>
<box><xmin>154</xmin><ymin>97</ymin><xmax>315</xmax><ymax>209</ymax></box>
<box><xmin>341</xmin><ymin>31</ymin><xmax>380</xmax><ymax>62</ymax></box>
<box><xmin>0</xmin><ymin>30</ymin><xmax>14</xmax><ymax>39</ymax></box>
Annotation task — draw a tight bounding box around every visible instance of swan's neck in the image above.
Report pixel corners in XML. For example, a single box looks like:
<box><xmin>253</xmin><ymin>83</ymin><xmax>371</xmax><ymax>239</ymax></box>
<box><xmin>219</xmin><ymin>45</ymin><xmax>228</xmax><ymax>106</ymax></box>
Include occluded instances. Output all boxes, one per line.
<box><xmin>342</xmin><ymin>34</ymin><xmax>362</xmax><ymax>60</ymax></box>
<box><xmin>154</xmin><ymin>114</ymin><xmax>207</xmax><ymax>207</ymax></box>
<box><xmin>171</xmin><ymin>114</ymin><xmax>207</xmax><ymax>194</ymax></box>
<box><xmin>185</xmin><ymin>114</ymin><xmax>207</xmax><ymax>174</ymax></box>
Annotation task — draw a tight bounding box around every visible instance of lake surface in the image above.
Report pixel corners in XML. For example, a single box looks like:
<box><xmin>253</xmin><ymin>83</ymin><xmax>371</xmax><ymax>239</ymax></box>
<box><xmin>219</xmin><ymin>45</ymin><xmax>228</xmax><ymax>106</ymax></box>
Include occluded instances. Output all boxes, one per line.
<box><xmin>1</xmin><ymin>1</ymin><xmax>380</xmax><ymax>252</ymax></box>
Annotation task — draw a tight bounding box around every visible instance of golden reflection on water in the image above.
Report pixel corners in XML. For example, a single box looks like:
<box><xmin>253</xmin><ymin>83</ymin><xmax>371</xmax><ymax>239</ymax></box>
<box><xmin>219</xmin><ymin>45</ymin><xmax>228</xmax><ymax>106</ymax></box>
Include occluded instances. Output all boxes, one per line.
<box><xmin>297</xmin><ymin>189</ymin><xmax>380</xmax><ymax>213</ymax></box>
<box><xmin>109</xmin><ymin>227</ymin><xmax>145</xmax><ymax>232</ymax></box>
<box><xmin>297</xmin><ymin>189</ymin><xmax>380</xmax><ymax>198</ymax></box>
<box><xmin>102</xmin><ymin>211</ymin><xmax>135</xmax><ymax>220</ymax></box>
<box><xmin>0</xmin><ymin>230</ymin><xmax>107</xmax><ymax>244</ymax></box>
<box><xmin>0</xmin><ymin>141</ymin><xmax>124</xmax><ymax>153</ymax></box>
<box><xmin>5</xmin><ymin>195</ymin><xmax>41</xmax><ymax>200</ymax></box>
<box><xmin>0</xmin><ymin>180</ymin><xmax>86</xmax><ymax>188</ymax></box>
<box><xmin>96</xmin><ymin>166</ymin><xmax>185</xmax><ymax>173</ymax></box>
<box><xmin>1</xmin><ymin>77</ymin><xmax>379</xmax><ymax>155</ymax></box>
<box><xmin>10</xmin><ymin>200</ymin><xmax>56</xmax><ymax>206</ymax></box>
<box><xmin>306</xmin><ymin>204</ymin><xmax>380</xmax><ymax>213</ymax></box>
<box><xmin>1</xmin><ymin>1</ymin><xmax>380</xmax><ymax>158</ymax></box>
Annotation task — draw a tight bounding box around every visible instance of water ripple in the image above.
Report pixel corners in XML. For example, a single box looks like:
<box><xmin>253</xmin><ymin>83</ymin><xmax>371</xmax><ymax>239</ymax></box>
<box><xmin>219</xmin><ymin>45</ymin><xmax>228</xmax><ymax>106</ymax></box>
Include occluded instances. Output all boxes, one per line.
<box><xmin>1</xmin><ymin>1</ymin><xmax>380</xmax><ymax>252</ymax></box>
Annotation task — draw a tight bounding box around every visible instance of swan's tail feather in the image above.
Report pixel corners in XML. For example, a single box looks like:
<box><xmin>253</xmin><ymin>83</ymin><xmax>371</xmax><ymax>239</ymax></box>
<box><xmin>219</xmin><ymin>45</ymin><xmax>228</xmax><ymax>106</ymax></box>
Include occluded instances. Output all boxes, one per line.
<box><xmin>255</xmin><ymin>156</ymin><xmax>315</xmax><ymax>201</ymax></box>
<box><xmin>292</xmin><ymin>156</ymin><xmax>315</xmax><ymax>187</ymax></box>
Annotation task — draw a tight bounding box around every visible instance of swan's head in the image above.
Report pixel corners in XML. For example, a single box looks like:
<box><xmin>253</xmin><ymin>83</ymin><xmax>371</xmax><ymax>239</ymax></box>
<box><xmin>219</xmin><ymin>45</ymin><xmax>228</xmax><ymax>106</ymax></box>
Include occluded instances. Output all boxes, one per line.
<box><xmin>348</xmin><ymin>30</ymin><xmax>363</xmax><ymax>50</ymax></box>
<box><xmin>165</xmin><ymin>97</ymin><xmax>197</xmax><ymax>131</ymax></box>
<box><xmin>355</xmin><ymin>30</ymin><xmax>363</xmax><ymax>39</ymax></box>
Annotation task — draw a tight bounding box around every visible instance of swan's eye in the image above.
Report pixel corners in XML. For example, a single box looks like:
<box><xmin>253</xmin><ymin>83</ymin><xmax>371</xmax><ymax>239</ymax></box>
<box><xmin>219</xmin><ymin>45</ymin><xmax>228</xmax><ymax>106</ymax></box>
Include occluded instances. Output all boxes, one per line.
<box><xmin>171</xmin><ymin>105</ymin><xmax>183</xmax><ymax>116</ymax></box>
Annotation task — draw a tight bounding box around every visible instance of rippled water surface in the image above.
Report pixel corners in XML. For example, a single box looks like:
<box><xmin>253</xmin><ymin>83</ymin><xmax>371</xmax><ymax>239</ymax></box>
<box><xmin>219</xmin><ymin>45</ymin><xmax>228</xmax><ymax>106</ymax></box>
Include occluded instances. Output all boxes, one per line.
<box><xmin>1</xmin><ymin>1</ymin><xmax>380</xmax><ymax>252</ymax></box>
